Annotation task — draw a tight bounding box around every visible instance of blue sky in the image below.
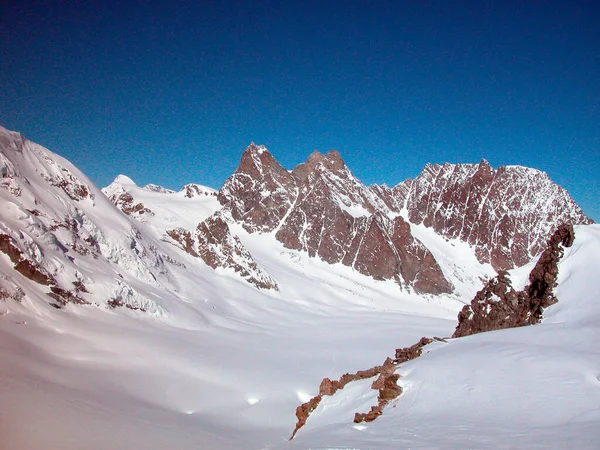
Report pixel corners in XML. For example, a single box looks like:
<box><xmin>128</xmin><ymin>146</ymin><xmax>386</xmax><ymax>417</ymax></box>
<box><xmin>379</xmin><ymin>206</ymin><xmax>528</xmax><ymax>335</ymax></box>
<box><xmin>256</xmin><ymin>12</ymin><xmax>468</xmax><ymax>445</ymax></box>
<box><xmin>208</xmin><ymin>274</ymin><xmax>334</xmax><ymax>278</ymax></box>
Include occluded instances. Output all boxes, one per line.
<box><xmin>1</xmin><ymin>0</ymin><xmax>598</xmax><ymax>220</ymax></box>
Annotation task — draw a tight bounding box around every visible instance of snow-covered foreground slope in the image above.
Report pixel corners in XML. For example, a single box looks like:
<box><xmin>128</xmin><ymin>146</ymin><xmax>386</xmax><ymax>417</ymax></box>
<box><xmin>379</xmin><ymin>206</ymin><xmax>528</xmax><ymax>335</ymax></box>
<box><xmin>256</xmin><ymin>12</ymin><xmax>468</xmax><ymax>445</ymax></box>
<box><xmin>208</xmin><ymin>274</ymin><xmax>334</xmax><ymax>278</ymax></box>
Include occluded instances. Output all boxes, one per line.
<box><xmin>0</xmin><ymin>237</ymin><xmax>459</xmax><ymax>449</ymax></box>
<box><xmin>1</xmin><ymin>126</ymin><xmax>597</xmax><ymax>449</ymax></box>
<box><xmin>1</xmin><ymin>225</ymin><xmax>599</xmax><ymax>449</ymax></box>
<box><xmin>290</xmin><ymin>224</ymin><xmax>600</xmax><ymax>449</ymax></box>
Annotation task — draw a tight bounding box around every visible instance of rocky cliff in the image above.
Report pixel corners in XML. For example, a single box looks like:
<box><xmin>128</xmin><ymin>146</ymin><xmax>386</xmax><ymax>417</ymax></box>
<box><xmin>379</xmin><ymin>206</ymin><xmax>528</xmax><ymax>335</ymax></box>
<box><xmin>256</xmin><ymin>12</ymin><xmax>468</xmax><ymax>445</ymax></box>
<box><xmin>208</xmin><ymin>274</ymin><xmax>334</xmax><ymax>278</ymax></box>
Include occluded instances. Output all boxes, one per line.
<box><xmin>218</xmin><ymin>145</ymin><xmax>453</xmax><ymax>294</ymax></box>
<box><xmin>217</xmin><ymin>144</ymin><xmax>591</xmax><ymax>294</ymax></box>
<box><xmin>403</xmin><ymin>161</ymin><xmax>591</xmax><ymax>270</ymax></box>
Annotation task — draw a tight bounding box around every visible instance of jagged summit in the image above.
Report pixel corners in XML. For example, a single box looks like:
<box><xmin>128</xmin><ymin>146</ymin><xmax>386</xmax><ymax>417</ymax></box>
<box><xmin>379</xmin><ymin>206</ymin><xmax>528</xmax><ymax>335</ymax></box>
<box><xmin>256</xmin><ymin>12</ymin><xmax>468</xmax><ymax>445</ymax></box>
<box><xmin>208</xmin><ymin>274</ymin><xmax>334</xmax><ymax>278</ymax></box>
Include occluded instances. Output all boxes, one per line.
<box><xmin>404</xmin><ymin>160</ymin><xmax>592</xmax><ymax>269</ymax></box>
<box><xmin>217</xmin><ymin>144</ymin><xmax>591</xmax><ymax>292</ymax></box>
<box><xmin>2</xmin><ymin>126</ymin><xmax>592</xmax><ymax>299</ymax></box>
<box><xmin>240</xmin><ymin>142</ymin><xmax>272</xmax><ymax>164</ymax></box>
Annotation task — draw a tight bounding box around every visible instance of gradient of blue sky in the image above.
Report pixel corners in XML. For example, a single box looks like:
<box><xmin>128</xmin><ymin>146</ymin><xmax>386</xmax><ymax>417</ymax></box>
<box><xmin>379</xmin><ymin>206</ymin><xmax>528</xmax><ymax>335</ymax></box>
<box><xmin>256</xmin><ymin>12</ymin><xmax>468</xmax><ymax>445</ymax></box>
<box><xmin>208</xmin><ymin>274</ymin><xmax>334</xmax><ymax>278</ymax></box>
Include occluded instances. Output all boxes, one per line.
<box><xmin>1</xmin><ymin>0</ymin><xmax>598</xmax><ymax>219</ymax></box>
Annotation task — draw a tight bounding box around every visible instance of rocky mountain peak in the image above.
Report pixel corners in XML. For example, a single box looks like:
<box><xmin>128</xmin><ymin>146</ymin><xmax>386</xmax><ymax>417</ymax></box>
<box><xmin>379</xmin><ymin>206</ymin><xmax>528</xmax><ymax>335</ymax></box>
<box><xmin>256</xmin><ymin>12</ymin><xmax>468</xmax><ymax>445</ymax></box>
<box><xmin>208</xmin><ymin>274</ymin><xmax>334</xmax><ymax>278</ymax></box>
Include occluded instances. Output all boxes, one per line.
<box><xmin>218</xmin><ymin>144</ymin><xmax>592</xmax><ymax>293</ymax></box>
<box><xmin>292</xmin><ymin>149</ymin><xmax>347</xmax><ymax>183</ymax></box>
<box><xmin>237</xmin><ymin>142</ymin><xmax>281</xmax><ymax>177</ymax></box>
<box><xmin>218</xmin><ymin>143</ymin><xmax>297</xmax><ymax>233</ymax></box>
<box><xmin>219</xmin><ymin>144</ymin><xmax>454</xmax><ymax>294</ymax></box>
<box><xmin>323</xmin><ymin>149</ymin><xmax>345</xmax><ymax>169</ymax></box>
<box><xmin>478</xmin><ymin>158</ymin><xmax>492</xmax><ymax>169</ymax></box>
<box><xmin>405</xmin><ymin>160</ymin><xmax>591</xmax><ymax>270</ymax></box>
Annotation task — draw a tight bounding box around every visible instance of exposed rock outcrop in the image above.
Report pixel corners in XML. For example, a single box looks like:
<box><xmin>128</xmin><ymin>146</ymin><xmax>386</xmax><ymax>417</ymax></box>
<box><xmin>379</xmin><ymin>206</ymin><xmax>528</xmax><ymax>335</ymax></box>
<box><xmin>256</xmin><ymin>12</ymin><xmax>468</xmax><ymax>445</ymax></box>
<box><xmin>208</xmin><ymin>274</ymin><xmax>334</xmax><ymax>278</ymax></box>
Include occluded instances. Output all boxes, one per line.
<box><xmin>0</xmin><ymin>233</ymin><xmax>55</xmax><ymax>286</ymax></box>
<box><xmin>106</xmin><ymin>192</ymin><xmax>154</xmax><ymax>217</ymax></box>
<box><xmin>394</xmin><ymin>336</ymin><xmax>436</xmax><ymax>364</ymax></box>
<box><xmin>290</xmin><ymin>357</ymin><xmax>399</xmax><ymax>439</ymax></box>
<box><xmin>291</xmin><ymin>224</ymin><xmax>576</xmax><ymax>437</ymax></box>
<box><xmin>168</xmin><ymin>214</ymin><xmax>278</xmax><ymax>290</ymax></box>
<box><xmin>0</xmin><ymin>233</ymin><xmax>90</xmax><ymax>308</ymax></box>
<box><xmin>102</xmin><ymin>178</ymin><xmax>154</xmax><ymax>217</ymax></box>
<box><xmin>404</xmin><ymin>161</ymin><xmax>591</xmax><ymax>270</ymax></box>
<box><xmin>219</xmin><ymin>144</ymin><xmax>453</xmax><ymax>294</ymax></box>
<box><xmin>453</xmin><ymin>223</ymin><xmax>575</xmax><ymax>338</ymax></box>
<box><xmin>181</xmin><ymin>183</ymin><xmax>217</xmax><ymax>198</ymax></box>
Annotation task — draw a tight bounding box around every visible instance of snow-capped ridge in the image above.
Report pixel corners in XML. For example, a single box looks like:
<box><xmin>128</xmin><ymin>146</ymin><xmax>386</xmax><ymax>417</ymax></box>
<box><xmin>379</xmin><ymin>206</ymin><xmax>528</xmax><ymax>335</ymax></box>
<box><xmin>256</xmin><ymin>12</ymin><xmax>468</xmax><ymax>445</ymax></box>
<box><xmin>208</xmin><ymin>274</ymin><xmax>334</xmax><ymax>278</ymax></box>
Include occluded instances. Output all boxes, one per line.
<box><xmin>218</xmin><ymin>144</ymin><xmax>590</xmax><ymax>294</ymax></box>
<box><xmin>112</xmin><ymin>174</ymin><xmax>136</xmax><ymax>186</ymax></box>
<box><xmin>0</xmin><ymin>126</ymin><xmax>181</xmax><ymax>314</ymax></box>
<box><xmin>179</xmin><ymin>183</ymin><xmax>217</xmax><ymax>198</ymax></box>
<box><xmin>143</xmin><ymin>183</ymin><xmax>175</xmax><ymax>194</ymax></box>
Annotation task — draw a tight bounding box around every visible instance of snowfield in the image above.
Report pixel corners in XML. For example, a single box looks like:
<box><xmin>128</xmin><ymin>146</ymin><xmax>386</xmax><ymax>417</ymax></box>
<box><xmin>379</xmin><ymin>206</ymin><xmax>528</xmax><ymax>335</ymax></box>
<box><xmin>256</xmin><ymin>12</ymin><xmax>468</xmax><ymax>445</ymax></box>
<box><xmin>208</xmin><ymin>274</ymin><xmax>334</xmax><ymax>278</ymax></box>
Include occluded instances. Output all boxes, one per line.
<box><xmin>1</xmin><ymin>225</ymin><xmax>599</xmax><ymax>449</ymax></box>
<box><xmin>0</xmin><ymin>126</ymin><xmax>598</xmax><ymax>449</ymax></box>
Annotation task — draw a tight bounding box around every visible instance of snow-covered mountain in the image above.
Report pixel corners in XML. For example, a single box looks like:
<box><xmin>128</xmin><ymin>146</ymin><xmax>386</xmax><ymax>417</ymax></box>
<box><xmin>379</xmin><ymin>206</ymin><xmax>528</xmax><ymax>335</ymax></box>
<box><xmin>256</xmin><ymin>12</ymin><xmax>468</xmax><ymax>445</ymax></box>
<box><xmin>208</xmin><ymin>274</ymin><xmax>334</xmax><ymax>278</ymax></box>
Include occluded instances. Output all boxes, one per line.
<box><xmin>402</xmin><ymin>160</ymin><xmax>592</xmax><ymax>269</ymax></box>
<box><xmin>0</xmin><ymin>127</ymin><xmax>182</xmax><ymax>315</ymax></box>
<box><xmin>1</xmin><ymin>126</ymin><xmax>599</xmax><ymax>449</ymax></box>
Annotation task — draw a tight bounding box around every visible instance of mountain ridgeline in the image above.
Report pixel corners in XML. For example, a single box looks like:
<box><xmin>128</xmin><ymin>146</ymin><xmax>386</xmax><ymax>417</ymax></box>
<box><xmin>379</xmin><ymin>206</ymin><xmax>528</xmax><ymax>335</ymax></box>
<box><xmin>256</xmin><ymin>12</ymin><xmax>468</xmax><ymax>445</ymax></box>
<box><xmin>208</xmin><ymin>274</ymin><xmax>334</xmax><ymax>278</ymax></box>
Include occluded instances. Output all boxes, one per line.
<box><xmin>0</xmin><ymin>126</ymin><xmax>592</xmax><ymax>306</ymax></box>
<box><xmin>215</xmin><ymin>143</ymin><xmax>591</xmax><ymax>293</ymax></box>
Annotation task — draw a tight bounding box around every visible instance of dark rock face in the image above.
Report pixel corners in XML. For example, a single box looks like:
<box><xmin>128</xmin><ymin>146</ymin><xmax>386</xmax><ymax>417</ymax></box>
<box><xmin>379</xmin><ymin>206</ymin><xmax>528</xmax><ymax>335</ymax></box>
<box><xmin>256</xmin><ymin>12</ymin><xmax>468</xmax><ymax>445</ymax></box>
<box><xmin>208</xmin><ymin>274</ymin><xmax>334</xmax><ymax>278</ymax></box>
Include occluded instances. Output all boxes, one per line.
<box><xmin>181</xmin><ymin>184</ymin><xmax>216</xmax><ymax>198</ymax></box>
<box><xmin>47</xmin><ymin>286</ymin><xmax>88</xmax><ymax>308</ymax></box>
<box><xmin>353</xmin><ymin>357</ymin><xmax>402</xmax><ymax>424</ymax></box>
<box><xmin>405</xmin><ymin>161</ymin><xmax>591</xmax><ymax>271</ymax></box>
<box><xmin>0</xmin><ymin>233</ymin><xmax>55</xmax><ymax>286</ymax></box>
<box><xmin>220</xmin><ymin>145</ymin><xmax>591</xmax><ymax>293</ymax></box>
<box><xmin>219</xmin><ymin>145</ymin><xmax>453</xmax><ymax>294</ymax></box>
<box><xmin>394</xmin><ymin>336</ymin><xmax>435</xmax><ymax>364</ymax></box>
<box><xmin>526</xmin><ymin>223</ymin><xmax>574</xmax><ymax>301</ymax></box>
<box><xmin>453</xmin><ymin>224</ymin><xmax>575</xmax><ymax>338</ymax></box>
<box><xmin>0</xmin><ymin>232</ymin><xmax>90</xmax><ymax>308</ymax></box>
<box><xmin>107</xmin><ymin>297</ymin><xmax>146</xmax><ymax>312</ymax></box>
<box><xmin>45</xmin><ymin>175</ymin><xmax>91</xmax><ymax>202</ymax></box>
<box><xmin>105</xmin><ymin>191</ymin><xmax>154</xmax><ymax>217</ymax></box>
<box><xmin>217</xmin><ymin>143</ymin><xmax>298</xmax><ymax>233</ymax></box>
<box><xmin>166</xmin><ymin>228</ymin><xmax>198</xmax><ymax>257</ymax></box>
<box><xmin>168</xmin><ymin>214</ymin><xmax>278</xmax><ymax>291</ymax></box>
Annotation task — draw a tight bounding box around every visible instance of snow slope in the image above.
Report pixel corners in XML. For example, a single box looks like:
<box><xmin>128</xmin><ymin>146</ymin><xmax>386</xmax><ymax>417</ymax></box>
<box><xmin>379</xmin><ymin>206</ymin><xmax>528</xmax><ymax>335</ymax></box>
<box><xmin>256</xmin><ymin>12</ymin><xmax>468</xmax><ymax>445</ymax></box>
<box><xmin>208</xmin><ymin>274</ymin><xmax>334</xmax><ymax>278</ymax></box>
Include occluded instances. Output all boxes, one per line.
<box><xmin>102</xmin><ymin>175</ymin><xmax>219</xmax><ymax>235</ymax></box>
<box><xmin>288</xmin><ymin>224</ymin><xmax>600</xmax><ymax>449</ymax></box>
<box><xmin>0</xmin><ymin>128</ymin><xmax>463</xmax><ymax>448</ymax></box>
<box><xmin>1</xmin><ymin>222</ymin><xmax>599</xmax><ymax>449</ymax></box>
<box><xmin>1</xmin><ymin>126</ymin><xmax>598</xmax><ymax>449</ymax></box>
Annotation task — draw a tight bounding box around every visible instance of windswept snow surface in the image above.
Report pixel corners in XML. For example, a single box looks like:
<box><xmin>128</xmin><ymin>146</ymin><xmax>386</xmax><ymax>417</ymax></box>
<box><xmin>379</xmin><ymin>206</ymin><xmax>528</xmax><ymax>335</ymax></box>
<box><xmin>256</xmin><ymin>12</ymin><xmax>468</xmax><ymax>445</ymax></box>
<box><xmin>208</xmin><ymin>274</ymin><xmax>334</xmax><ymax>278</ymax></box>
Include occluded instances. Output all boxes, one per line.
<box><xmin>288</xmin><ymin>225</ymin><xmax>600</xmax><ymax>449</ymax></box>
<box><xmin>102</xmin><ymin>175</ymin><xmax>220</xmax><ymax>234</ymax></box>
<box><xmin>0</xmin><ymin>236</ymin><xmax>458</xmax><ymax>449</ymax></box>
<box><xmin>0</xmin><ymin>128</ymin><xmax>598</xmax><ymax>448</ymax></box>
<box><xmin>1</xmin><ymin>225</ymin><xmax>599</xmax><ymax>449</ymax></box>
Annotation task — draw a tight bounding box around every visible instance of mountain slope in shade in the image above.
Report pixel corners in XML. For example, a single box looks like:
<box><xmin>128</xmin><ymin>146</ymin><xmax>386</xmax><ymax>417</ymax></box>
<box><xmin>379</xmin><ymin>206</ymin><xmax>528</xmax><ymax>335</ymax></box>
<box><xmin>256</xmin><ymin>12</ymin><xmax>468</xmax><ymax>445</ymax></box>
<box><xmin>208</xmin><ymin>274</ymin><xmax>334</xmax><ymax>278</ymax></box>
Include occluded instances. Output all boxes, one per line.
<box><xmin>0</xmin><ymin>127</ymin><xmax>189</xmax><ymax>314</ymax></box>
